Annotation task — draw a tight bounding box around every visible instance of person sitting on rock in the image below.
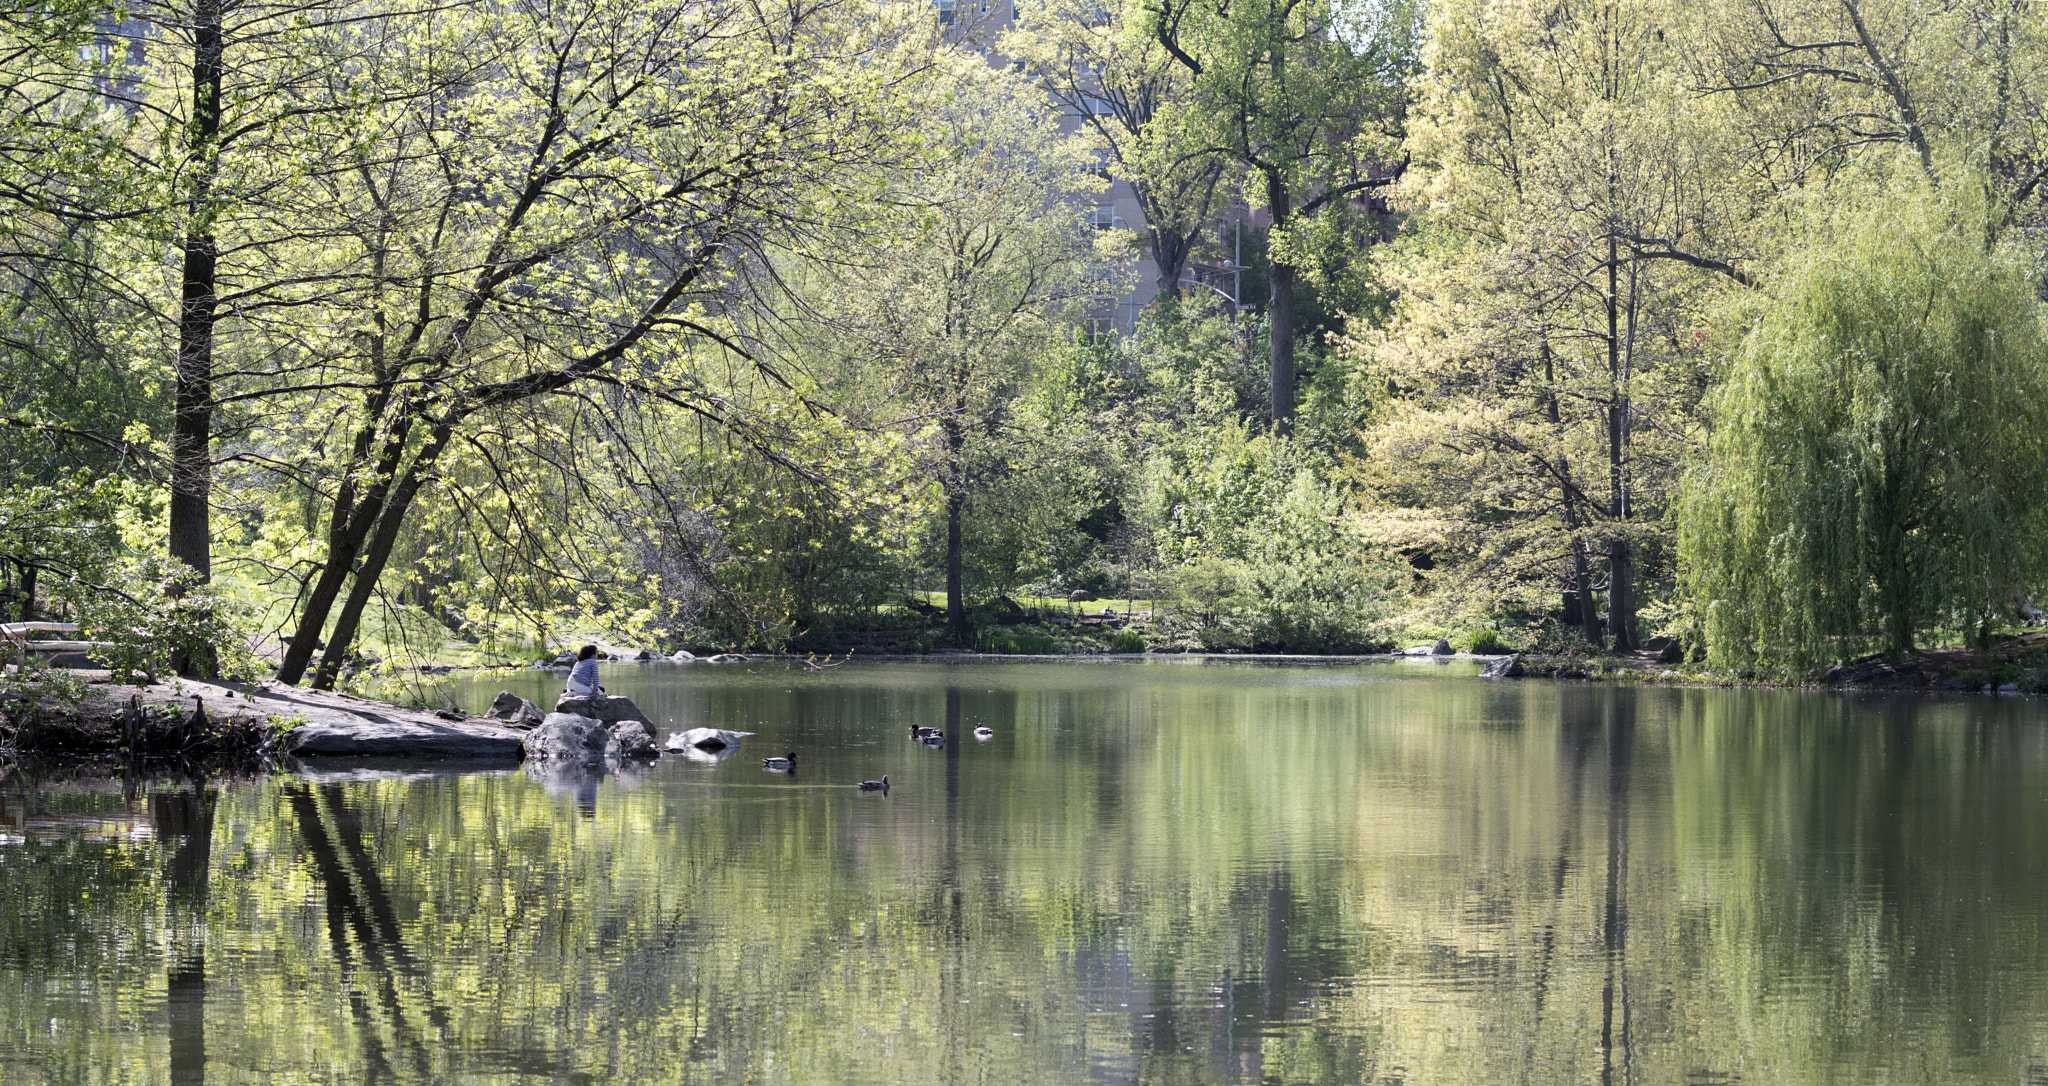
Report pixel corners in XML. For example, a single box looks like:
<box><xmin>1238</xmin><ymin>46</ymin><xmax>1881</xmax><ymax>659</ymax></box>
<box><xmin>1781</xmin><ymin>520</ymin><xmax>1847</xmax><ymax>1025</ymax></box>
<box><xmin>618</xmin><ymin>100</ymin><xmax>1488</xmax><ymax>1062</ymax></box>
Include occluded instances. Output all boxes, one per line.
<box><xmin>566</xmin><ymin>644</ymin><xmax>605</xmax><ymax>697</ymax></box>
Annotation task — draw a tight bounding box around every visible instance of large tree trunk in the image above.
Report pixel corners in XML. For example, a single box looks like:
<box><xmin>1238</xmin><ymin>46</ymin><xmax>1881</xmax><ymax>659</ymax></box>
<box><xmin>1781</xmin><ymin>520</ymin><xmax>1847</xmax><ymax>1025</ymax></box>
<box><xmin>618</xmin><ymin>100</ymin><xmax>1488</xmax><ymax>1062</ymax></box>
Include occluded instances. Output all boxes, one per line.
<box><xmin>167</xmin><ymin>0</ymin><xmax>226</xmax><ymax>678</ymax></box>
<box><xmin>310</xmin><ymin>426</ymin><xmax>453</xmax><ymax>690</ymax></box>
<box><xmin>275</xmin><ymin>408</ymin><xmax>419</xmax><ymax>685</ymax></box>
<box><xmin>945</xmin><ymin>492</ymin><xmax>965</xmax><ymax>644</ymax></box>
<box><xmin>1265</xmin><ymin>181</ymin><xmax>1296</xmax><ymax>438</ymax></box>
<box><xmin>1150</xmin><ymin>223</ymin><xmax>1195</xmax><ymax>297</ymax></box>
<box><xmin>1602</xmin><ymin>228</ymin><xmax>1638</xmax><ymax>653</ymax></box>
<box><xmin>941</xmin><ymin>408</ymin><xmax>967</xmax><ymax>644</ymax></box>
<box><xmin>1267</xmin><ymin>259</ymin><xmax>1295</xmax><ymax>438</ymax></box>
<box><xmin>168</xmin><ymin>0</ymin><xmax>224</xmax><ymax>595</ymax></box>
<box><xmin>1572</xmin><ymin>535</ymin><xmax>1604</xmax><ymax>650</ymax></box>
<box><xmin>1606</xmin><ymin>539</ymin><xmax>1635</xmax><ymax>652</ymax></box>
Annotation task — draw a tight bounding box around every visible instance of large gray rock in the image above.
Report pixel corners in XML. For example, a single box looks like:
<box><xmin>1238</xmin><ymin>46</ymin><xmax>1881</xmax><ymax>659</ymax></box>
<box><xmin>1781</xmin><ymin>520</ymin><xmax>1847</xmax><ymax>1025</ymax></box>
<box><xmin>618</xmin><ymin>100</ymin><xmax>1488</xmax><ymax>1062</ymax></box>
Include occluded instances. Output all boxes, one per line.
<box><xmin>283</xmin><ymin>715</ymin><xmax>525</xmax><ymax>758</ymax></box>
<box><xmin>551</xmin><ymin>693</ymin><xmax>652</xmax><ymax>726</ymax></box>
<box><xmin>665</xmin><ymin>726</ymin><xmax>756</xmax><ymax>751</ymax></box>
<box><xmin>1643</xmin><ymin>636</ymin><xmax>1683</xmax><ymax>664</ymax></box>
<box><xmin>523</xmin><ymin>712</ymin><xmax>621</xmax><ymax>761</ymax></box>
<box><xmin>487</xmin><ymin>690</ymin><xmax>545</xmax><ymax>729</ymax></box>
<box><xmin>1432</xmin><ymin>639</ymin><xmax>1454</xmax><ymax>655</ymax></box>
<box><xmin>608</xmin><ymin>719</ymin><xmax>659</xmax><ymax>758</ymax></box>
<box><xmin>1481</xmin><ymin>653</ymin><xmax>1525</xmax><ymax>679</ymax></box>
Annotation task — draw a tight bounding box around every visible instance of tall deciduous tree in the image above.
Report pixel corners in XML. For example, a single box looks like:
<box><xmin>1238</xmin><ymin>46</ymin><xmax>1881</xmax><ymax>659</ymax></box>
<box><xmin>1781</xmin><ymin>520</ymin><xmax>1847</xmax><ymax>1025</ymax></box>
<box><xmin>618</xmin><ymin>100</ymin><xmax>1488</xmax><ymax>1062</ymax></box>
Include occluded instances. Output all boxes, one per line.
<box><xmin>1679</xmin><ymin>189</ymin><xmax>2048</xmax><ymax>670</ymax></box>
<box><xmin>0</xmin><ymin>1</ymin><xmax>470</xmax><ymax>675</ymax></box>
<box><xmin>118</xmin><ymin>1</ymin><xmax>434</xmax><ymax>595</ymax></box>
<box><xmin>795</xmin><ymin>58</ymin><xmax>1106</xmax><ymax>641</ymax></box>
<box><xmin>260</xmin><ymin>0</ymin><xmax>926</xmax><ymax>686</ymax></box>
<box><xmin>1352</xmin><ymin>0</ymin><xmax>1746</xmax><ymax>649</ymax></box>
<box><xmin>1143</xmin><ymin>0</ymin><xmax>1415</xmax><ymax>436</ymax></box>
<box><xmin>1688</xmin><ymin>0</ymin><xmax>2048</xmax><ymax>240</ymax></box>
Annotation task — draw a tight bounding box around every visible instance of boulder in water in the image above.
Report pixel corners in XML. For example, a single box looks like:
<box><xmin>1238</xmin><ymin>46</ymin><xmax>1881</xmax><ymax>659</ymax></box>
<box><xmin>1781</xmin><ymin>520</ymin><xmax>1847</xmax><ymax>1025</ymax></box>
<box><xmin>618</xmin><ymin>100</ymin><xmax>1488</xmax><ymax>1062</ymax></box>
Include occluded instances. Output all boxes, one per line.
<box><xmin>552</xmin><ymin>693</ymin><xmax>652</xmax><ymax>727</ymax></box>
<box><xmin>487</xmin><ymin>691</ymin><xmax>545</xmax><ymax>729</ymax></box>
<box><xmin>524</xmin><ymin>712</ymin><xmax>620</xmax><ymax>761</ymax></box>
<box><xmin>608</xmin><ymin>719</ymin><xmax>660</xmax><ymax>758</ymax></box>
<box><xmin>665</xmin><ymin>726</ymin><xmax>756</xmax><ymax>751</ymax></box>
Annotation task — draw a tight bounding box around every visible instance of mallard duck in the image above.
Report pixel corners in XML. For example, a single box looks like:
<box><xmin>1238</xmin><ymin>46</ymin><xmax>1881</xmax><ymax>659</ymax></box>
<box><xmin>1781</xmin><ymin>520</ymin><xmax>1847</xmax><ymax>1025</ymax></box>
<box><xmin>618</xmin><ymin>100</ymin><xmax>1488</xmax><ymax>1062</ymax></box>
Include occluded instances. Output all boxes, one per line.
<box><xmin>857</xmin><ymin>775</ymin><xmax>889</xmax><ymax>791</ymax></box>
<box><xmin>910</xmin><ymin>724</ymin><xmax>941</xmax><ymax>739</ymax></box>
<box><xmin>920</xmin><ymin>731</ymin><xmax>945</xmax><ymax>746</ymax></box>
<box><xmin>973</xmin><ymin>726</ymin><xmax>994</xmax><ymax>739</ymax></box>
<box><xmin>762</xmin><ymin>752</ymin><xmax>797</xmax><ymax>769</ymax></box>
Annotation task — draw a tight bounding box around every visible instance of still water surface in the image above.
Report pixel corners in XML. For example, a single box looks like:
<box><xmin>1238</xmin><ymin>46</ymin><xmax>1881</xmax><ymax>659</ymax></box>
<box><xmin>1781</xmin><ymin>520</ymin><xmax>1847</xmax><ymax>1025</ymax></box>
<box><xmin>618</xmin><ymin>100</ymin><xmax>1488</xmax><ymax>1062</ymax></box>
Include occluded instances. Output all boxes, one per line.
<box><xmin>5</xmin><ymin>659</ymin><xmax>2048</xmax><ymax>1084</ymax></box>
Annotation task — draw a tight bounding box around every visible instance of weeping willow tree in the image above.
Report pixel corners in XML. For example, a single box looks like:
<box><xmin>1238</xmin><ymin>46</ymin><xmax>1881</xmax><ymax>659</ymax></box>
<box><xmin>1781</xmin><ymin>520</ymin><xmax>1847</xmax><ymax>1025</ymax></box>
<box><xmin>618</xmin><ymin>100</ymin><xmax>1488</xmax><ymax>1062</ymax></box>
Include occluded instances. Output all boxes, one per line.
<box><xmin>1679</xmin><ymin>188</ymin><xmax>2048</xmax><ymax>671</ymax></box>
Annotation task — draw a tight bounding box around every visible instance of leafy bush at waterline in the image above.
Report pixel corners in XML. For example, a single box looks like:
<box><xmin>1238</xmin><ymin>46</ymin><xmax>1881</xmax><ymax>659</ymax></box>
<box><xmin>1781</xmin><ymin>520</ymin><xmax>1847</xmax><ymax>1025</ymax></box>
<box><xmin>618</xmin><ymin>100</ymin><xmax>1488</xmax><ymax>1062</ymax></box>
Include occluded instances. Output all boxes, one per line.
<box><xmin>1468</xmin><ymin>628</ymin><xmax>1509</xmax><ymax>655</ymax></box>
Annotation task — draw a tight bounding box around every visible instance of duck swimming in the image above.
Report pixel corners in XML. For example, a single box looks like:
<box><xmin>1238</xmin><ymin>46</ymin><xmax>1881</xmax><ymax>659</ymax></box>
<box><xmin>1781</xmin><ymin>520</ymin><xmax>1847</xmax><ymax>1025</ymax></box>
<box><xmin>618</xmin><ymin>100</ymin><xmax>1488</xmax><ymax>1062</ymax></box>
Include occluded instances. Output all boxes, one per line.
<box><xmin>857</xmin><ymin>775</ymin><xmax>889</xmax><ymax>792</ymax></box>
<box><xmin>762</xmin><ymin>752</ymin><xmax>797</xmax><ymax>769</ymax></box>
<box><xmin>973</xmin><ymin>726</ymin><xmax>994</xmax><ymax>739</ymax></box>
<box><xmin>910</xmin><ymin>724</ymin><xmax>941</xmax><ymax>740</ymax></box>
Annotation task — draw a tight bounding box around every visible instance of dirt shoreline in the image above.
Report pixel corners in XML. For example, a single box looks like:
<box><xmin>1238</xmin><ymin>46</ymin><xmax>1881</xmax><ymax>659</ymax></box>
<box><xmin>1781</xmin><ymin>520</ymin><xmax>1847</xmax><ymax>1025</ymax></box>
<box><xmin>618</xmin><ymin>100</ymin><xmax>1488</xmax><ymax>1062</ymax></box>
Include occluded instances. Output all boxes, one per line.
<box><xmin>0</xmin><ymin>670</ymin><xmax>525</xmax><ymax>761</ymax></box>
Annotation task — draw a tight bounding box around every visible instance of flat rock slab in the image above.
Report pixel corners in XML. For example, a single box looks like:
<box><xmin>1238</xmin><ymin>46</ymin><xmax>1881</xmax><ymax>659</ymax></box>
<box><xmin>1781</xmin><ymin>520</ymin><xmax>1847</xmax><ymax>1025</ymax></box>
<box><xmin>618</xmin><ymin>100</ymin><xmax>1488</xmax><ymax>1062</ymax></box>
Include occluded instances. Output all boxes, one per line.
<box><xmin>205</xmin><ymin>679</ymin><xmax>527</xmax><ymax>758</ymax></box>
<box><xmin>284</xmin><ymin>716</ymin><xmax>526</xmax><ymax>758</ymax></box>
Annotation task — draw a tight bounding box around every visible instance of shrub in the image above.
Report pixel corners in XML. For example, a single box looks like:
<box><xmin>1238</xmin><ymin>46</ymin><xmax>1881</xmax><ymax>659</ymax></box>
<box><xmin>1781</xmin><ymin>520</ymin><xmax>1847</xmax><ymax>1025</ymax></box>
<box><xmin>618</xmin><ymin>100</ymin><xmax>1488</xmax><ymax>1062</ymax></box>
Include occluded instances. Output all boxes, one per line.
<box><xmin>984</xmin><ymin>630</ymin><xmax>1057</xmax><ymax>655</ymax></box>
<box><xmin>1110</xmin><ymin>630</ymin><xmax>1146</xmax><ymax>653</ymax></box>
<box><xmin>1468</xmin><ymin>628</ymin><xmax>1510</xmax><ymax>655</ymax></box>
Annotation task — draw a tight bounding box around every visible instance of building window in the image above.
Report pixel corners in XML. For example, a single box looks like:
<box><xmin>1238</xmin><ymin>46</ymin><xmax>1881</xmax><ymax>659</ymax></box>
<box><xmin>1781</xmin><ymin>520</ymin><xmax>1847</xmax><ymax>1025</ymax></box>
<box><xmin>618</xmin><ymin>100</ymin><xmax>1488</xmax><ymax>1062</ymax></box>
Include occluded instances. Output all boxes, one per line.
<box><xmin>1085</xmin><ymin>207</ymin><xmax>1115</xmax><ymax>231</ymax></box>
<box><xmin>1080</xmin><ymin>94</ymin><xmax>1114</xmax><ymax>117</ymax></box>
<box><xmin>937</xmin><ymin>0</ymin><xmax>956</xmax><ymax>24</ymax></box>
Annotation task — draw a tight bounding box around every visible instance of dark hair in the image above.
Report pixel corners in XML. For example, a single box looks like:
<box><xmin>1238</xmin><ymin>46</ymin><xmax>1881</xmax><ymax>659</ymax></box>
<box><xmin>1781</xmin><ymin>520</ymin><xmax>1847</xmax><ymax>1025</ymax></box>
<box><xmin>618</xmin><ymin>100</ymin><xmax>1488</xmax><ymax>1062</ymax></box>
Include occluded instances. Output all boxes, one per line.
<box><xmin>578</xmin><ymin>644</ymin><xmax>599</xmax><ymax>661</ymax></box>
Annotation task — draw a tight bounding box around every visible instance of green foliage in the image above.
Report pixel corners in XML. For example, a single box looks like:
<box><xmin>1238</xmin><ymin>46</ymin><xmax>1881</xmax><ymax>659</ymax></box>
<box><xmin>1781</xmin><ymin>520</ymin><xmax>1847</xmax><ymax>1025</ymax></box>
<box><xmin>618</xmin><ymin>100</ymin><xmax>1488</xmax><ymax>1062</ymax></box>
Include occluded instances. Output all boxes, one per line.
<box><xmin>72</xmin><ymin>561</ymin><xmax>259</xmax><ymax>685</ymax></box>
<box><xmin>983</xmin><ymin>629</ymin><xmax>1059</xmax><ymax>655</ymax></box>
<box><xmin>1110</xmin><ymin>630</ymin><xmax>1146</xmax><ymax>652</ymax></box>
<box><xmin>1680</xmin><ymin>186</ymin><xmax>2048</xmax><ymax>669</ymax></box>
<box><xmin>1143</xmin><ymin>432</ymin><xmax>1394</xmax><ymax>650</ymax></box>
<box><xmin>1467</xmin><ymin>627</ymin><xmax>1509</xmax><ymax>655</ymax></box>
<box><xmin>0</xmin><ymin>477</ymin><xmax>255</xmax><ymax>683</ymax></box>
<box><xmin>0</xmin><ymin>659</ymin><xmax>89</xmax><ymax>732</ymax></box>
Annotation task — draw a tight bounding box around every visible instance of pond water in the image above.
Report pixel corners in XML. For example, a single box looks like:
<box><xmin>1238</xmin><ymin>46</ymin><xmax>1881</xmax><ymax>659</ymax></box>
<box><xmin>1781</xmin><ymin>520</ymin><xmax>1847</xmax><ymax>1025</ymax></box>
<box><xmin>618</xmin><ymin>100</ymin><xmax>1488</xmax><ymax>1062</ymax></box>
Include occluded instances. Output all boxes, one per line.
<box><xmin>6</xmin><ymin>658</ymin><xmax>2048</xmax><ymax>1084</ymax></box>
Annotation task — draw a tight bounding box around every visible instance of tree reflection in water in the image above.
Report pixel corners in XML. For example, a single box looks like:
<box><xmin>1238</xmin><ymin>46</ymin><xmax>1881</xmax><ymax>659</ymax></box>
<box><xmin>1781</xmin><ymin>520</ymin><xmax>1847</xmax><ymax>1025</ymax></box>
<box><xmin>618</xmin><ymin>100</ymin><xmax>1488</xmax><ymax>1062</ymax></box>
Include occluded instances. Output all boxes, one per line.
<box><xmin>6</xmin><ymin>664</ymin><xmax>2048</xmax><ymax>1083</ymax></box>
<box><xmin>287</xmin><ymin>783</ymin><xmax>452</xmax><ymax>1082</ymax></box>
<box><xmin>153</xmin><ymin>781</ymin><xmax>212</xmax><ymax>1086</ymax></box>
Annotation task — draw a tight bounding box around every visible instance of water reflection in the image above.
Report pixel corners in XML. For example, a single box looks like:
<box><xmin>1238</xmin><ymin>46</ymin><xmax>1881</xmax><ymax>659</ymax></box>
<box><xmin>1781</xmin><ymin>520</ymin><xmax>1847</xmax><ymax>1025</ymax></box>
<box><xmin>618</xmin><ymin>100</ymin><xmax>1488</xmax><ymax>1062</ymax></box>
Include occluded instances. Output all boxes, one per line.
<box><xmin>154</xmin><ymin>782</ymin><xmax>212</xmax><ymax>1086</ymax></box>
<box><xmin>288</xmin><ymin>782</ymin><xmax>454</xmax><ymax>1081</ymax></box>
<box><xmin>5</xmin><ymin>665</ymin><xmax>2048</xmax><ymax>1083</ymax></box>
<box><xmin>525</xmin><ymin>760</ymin><xmax>612</xmax><ymax>819</ymax></box>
